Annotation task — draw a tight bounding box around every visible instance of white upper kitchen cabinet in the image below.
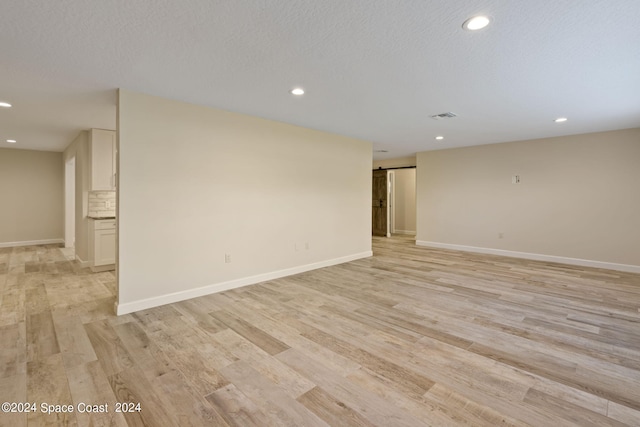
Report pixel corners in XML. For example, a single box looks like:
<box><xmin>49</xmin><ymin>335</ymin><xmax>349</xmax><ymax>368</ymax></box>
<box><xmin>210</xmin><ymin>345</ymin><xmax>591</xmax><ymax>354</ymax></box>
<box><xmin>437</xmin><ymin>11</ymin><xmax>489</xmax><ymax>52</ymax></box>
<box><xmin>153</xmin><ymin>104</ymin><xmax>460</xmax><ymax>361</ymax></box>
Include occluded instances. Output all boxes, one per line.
<box><xmin>89</xmin><ymin>129</ymin><xmax>116</xmax><ymax>191</ymax></box>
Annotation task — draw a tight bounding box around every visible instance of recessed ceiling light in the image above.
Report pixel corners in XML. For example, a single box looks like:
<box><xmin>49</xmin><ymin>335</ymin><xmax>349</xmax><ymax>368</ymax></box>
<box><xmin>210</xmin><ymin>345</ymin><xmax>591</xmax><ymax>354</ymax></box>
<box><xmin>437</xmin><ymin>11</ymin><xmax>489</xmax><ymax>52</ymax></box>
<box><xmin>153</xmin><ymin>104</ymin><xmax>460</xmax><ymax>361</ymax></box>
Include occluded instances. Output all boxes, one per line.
<box><xmin>435</xmin><ymin>136</ymin><xmax>444</xmax><ymax>140</ymax></box>
<box><xmin>7</xmin><ymin>139</ymin><xmax>17</xmax><ymax>143</ymax></box>
<box><xmin>554</xmin><ymin>117</ymin><xmax>568</xmax><ymax>123</ymax></box>
<box><xmin>0</xmin><ymin>102</ymin><xmax>12</xmax><ymax>108</ymax></box>
<box><xmin>290</xmin><ymin>88</ymin><xmax>305</xmax><ymax>96</ymax></box>
<box><xmin>463</xmin><ymin>15</ymin><xmax>491</xmax><ymax>31</ymax></box>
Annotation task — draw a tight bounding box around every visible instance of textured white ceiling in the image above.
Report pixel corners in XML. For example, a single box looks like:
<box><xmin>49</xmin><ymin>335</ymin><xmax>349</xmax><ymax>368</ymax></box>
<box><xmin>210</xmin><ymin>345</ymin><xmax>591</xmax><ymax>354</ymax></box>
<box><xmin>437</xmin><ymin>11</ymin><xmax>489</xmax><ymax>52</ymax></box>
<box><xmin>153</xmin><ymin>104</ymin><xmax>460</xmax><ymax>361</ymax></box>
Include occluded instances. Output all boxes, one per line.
<box><xmin>0</xmin><ymin>0</ymin><xmax>639</xmax><ymax>157</ymax></box>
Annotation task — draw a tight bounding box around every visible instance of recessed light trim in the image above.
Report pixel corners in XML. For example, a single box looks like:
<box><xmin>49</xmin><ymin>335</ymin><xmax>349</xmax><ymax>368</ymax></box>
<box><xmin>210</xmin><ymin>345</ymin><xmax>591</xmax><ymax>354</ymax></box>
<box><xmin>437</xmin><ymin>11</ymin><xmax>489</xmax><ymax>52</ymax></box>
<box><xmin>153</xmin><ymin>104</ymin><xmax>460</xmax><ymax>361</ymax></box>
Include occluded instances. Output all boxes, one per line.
<box><xmin>463</xmin><ymin>15</ymin><xmax>491</xmax><ymax>31</ymax></box>
<box><xmin>290</xmin><ymin>88</ymin><xmax>305</xmax><ymax>96</ymax></box>
<box><xmin>554</xmin><ymin>117</ymin><xmax>568</xmax><ymax>123</ymax></box>
<box><xmin>0</xmin><ymin>102</ymin><xmax>12</xmax><ymax>108</ymax></box>
<box><xmin>7</xmin><ymin>139</ymin><xmax>17</xmax><ymax>143</ymax></box>
<box><xmin>435</xmin><ymin>136</ymin><xmax>444</xmax><ymax>140</ymax></box>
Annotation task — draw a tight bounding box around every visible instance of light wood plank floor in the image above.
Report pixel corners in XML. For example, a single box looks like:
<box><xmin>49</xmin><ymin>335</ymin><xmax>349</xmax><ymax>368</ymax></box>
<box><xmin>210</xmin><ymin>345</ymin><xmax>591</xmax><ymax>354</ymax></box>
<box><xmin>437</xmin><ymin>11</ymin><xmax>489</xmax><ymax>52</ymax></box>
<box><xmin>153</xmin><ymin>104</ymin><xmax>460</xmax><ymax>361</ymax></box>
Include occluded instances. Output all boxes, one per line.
<box><xmin>1</xmin><ymin>237</ymin><xmax>639</xmax><ymax>426</ymax></box>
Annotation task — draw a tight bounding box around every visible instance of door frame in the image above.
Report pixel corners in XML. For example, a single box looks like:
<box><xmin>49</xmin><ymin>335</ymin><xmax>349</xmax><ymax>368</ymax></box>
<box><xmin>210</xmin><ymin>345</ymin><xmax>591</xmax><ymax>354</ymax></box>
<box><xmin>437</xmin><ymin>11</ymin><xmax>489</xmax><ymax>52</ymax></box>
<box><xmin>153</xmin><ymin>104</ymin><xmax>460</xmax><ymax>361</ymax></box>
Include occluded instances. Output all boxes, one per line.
<box><xmin>64</xmin><ymin>156</ymin><xmax>76</xmax><ymax>248</ymax></box>
<box><xmin>388</xmin><ymin>171</ymin><xmax>395</xmax><ymax>236</ymax></box>
<box><xmin>372</xmin><ymin>165</ymin><xmax>417</xmax><ymax>237</ymax></box>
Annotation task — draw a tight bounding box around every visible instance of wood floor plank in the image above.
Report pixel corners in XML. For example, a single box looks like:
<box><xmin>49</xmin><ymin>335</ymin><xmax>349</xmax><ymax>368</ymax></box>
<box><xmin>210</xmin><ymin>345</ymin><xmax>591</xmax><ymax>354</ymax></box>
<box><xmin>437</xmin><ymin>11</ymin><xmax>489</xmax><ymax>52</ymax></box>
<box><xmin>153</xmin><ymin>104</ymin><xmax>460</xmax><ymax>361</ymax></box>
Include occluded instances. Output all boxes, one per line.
<box><xmin>358</xmin><ymin>330</ymin><xmax>584</xmax><ymax>426</ymax></box>
<box><xmin>172</xmin><ymin>298</ymin><xmax>228</xmax><ymax>335</ymax></box>
<box><xmin>471</xmin><ymin>314</ymin><xmax>640</xmax><ymax>372</ymax></box>
<box><xmin>83</xmin><ymin>319</ymin><xmax>135</xmax><ymax>376</ymax></box>
<box><xmin>277</xmin><ymin>348</ymin><xmax>429</xmax><ymax>427</ymax></box>
<box><xmin>146</xmin><ymin>328</ymin><xmax>230</xmax><ymax>396</ymax></box>
<box><xmin>346</xmin><ymin>368</ymin><xmax>482</xmax><ymax>427</ymax></box>
<box><xmin>52</xmin><ymin>315</ymin><xmax>98</xmax><ymax>369</ymax></box>
<box><xmin>217</xmin><ymin>300</ymin><xmax>363</xmax><ymax>376</ymax></box>
<box><xmin>469</xmin><ymin>341</ymin><xmax>640</xmax><ymax>411</ymax></box>
<box><xmin>0</xmin><ymin>289</ymin><xmax>25</xmax><ymax>327</ymax></box>
<box><xmin>27</xmin><ymin>353</ymin><xmax>77</xmax><ymax>426</ymax></box>
<box><xmin>297</xmin><ymin>386</ymin><xmax>377</xmax><ymax>427</ymax></box>
<box><xmin>24</xmin><ymin>284</ymin><xmax>49</xmax><ymax>315</ymax></box>
<box><xmin>423</xmin><ymin>383</ymin><xmax>531</xmax><ymax>427</ymax></box>
<box><xmin>523</xmin><ymin>388</ymin><xmax>628</xmax><ymax>427</ymax></box>
<box><xmin>2</xmin><ymin>239</ymin><xmax>639</xmax><ymax>426</ymax></box>
<box><xmin>211</xmin><ymin>309</ymin><xmax>290</xmax><ymax>355</ymax></box>
<box><xmin>320</xmin><ymin>303</ymin><xmax>423</xmax><ymax>343</ymax></box>
<box><xmin>108</xmin><ymin>366</ymin><xmax>176</xmax><ymax>427</ymax></box>
<box><xmin>0</xmin><ymin>373</ymin><xmax>26</xmax><ymax>427</ymax></box>
<box><xmin>299</xmin><ymin>323</ymin><xmax>436</xmax><ymax>399</ymax></box>
<box><xmin>220</xmin><ymin>360</ymin><xmax>329</xmax><ymax>427</ymax></box>
<box><xmin>205</xmin><ymin>383</ymin><xmax>271</xmax><ymax>427</ymax></box>
<box><xmin>607</xmin><ymin>401</ymin><xmax>640</xmax><ymax>426</ymax></box>
<box><xmin>527</xmin><ymin>370</ymin><xmax>609</xmax><ymax>416</ymax></box>
<box><xmin>161</xmin><ymin>315</ymin><xmax>238</xmax><ymax>369</ymax></box>
<box><xmin>26</xmin><ymin>309</ymin><xmax>60</xmax><ymax>362</ymax></box>
<box><xmin>66</xmin><ymin>360</ymin><xmax>128</xmax><ymax>427</ymax></box>
<box><xmin>150</xmin><ymin>369</ymin><xmax>231</xmax><ymax>427</ymax></box>
<box><xmin>0</xmin><ymin>322</ymin><xmax>26</xmax><ymax>379</ymax></box>
<box><xmin>353</xmin><ymin>303</ymin><xmax>475</xmax><ymax>349</ymax></box>
<box><xmin>112</xmin><ymin>321</ymin><xmax>175</xmax><ymax>380</ymax></box>
<box><xmin>212</xmin><ymin>328</ymin><xmax>316</xmax><ymax>399</ymax></box>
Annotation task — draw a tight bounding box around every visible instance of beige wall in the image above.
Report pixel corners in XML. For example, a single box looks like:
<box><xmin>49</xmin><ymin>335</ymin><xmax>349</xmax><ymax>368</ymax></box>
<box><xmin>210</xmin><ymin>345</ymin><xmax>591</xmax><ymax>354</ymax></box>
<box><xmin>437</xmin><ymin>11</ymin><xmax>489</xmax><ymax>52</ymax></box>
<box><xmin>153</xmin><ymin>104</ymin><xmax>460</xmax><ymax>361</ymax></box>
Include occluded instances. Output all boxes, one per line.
<box><xmin>117</xmin><ymin>90</ymin><xmax>372</xmax><ymax>313</ymax></box>
<box><xmin>63</xmin><ymin>131</ymin><xmax>90</xmax><ymax>262</ymax></box>
<box><xmin>0</xmin><ymin>148</ymin><xmax>63</xmax><ymax>245</ymax></box>
<box><xmin>392</xmin><ymin>168</ymin><xmax>416</xmax><ymax>234</ymax></box>
<box><xmin>416</xmin><ymin>128</ymin><xmax>640</xmax><ymax>270</ymax></box>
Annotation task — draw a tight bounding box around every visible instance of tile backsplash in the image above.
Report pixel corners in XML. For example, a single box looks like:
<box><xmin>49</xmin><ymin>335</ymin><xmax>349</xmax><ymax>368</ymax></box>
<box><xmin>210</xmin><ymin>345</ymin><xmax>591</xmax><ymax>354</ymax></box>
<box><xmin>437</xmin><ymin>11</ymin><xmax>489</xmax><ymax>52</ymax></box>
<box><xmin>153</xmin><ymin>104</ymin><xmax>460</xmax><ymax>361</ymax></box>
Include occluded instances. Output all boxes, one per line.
<box><xmin>88</xmin><ymin>191</ymin><xmax>116</xmax><ymax>217</ymax></box>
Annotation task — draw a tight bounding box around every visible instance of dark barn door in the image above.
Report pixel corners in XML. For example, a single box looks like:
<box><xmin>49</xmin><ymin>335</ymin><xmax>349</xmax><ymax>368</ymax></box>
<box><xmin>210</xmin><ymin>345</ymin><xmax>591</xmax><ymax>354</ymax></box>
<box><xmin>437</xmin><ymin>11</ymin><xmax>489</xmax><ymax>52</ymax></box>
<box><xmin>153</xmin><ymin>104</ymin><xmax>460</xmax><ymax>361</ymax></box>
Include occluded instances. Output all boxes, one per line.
<box><xmin>372</xmin><ymin>170</ymin><xmax>388</xmax><ymax>236</ymax></box>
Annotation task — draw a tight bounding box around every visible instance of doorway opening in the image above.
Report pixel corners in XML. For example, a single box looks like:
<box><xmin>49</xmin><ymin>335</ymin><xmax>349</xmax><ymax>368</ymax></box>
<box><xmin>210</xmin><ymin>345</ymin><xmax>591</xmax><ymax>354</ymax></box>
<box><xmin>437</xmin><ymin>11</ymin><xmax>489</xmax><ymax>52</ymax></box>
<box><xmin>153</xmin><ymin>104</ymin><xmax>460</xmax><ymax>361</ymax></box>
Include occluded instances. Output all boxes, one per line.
<box><xmin>389</xmin><ymin>168</ymin><xmax>416</xmax><ymax>236</ymax></box>
<box><xmin>64</xmin><ymin>156</ymin><xmax>76</xmax><ymax>249</ymax></box>
<box><xmin>372</xmin><ymin>167</ymin><xmax>416</xmax><ymax>237</ymax></box>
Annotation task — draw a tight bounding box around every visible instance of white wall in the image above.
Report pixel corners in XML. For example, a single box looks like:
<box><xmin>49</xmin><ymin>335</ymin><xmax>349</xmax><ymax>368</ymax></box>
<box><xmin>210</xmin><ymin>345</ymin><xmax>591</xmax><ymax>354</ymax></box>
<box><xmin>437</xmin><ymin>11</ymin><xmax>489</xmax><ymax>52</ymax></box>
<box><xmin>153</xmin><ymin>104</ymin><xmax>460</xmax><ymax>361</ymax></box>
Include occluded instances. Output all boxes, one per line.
<box><xmin>117</xmin><ymin>90</ymin><xmax>372</xmax><ymax>314</ymax></box>
<box><xmin>0</xmin><ymin>148</ymin><xmax>63</xmax><ymax>246</ymax></box>
<box><xmin>416</xmin><ymin>128</ymin><xmax>640</xmax><ymax>271</ymax></box>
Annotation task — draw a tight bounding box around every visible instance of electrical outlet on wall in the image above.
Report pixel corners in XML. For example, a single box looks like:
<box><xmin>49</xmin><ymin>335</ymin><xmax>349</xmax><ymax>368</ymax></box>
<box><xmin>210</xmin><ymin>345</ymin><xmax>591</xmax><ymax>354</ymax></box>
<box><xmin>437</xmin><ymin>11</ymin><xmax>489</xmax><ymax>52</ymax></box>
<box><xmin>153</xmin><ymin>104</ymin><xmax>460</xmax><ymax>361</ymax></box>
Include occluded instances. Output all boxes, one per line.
<box><xmin>225</xmin><ymin>253</ymin><xmax>231</xmax><ymax>263</ymax></box>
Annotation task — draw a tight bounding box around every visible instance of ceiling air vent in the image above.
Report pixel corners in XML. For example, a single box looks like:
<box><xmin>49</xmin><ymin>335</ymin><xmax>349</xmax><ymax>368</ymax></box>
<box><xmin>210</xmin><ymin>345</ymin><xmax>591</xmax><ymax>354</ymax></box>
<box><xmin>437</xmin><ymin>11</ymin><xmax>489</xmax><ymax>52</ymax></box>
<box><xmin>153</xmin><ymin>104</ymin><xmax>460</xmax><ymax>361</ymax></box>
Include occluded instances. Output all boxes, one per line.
<box><xmin>374</xmin><ymin>150</ymin><xmax>388</xmax><ymax>153</ymax></box>
<box><xmin>430</xmin><ymin>112</ymin><xmax>457</xmax><ymax>120</ymax></box>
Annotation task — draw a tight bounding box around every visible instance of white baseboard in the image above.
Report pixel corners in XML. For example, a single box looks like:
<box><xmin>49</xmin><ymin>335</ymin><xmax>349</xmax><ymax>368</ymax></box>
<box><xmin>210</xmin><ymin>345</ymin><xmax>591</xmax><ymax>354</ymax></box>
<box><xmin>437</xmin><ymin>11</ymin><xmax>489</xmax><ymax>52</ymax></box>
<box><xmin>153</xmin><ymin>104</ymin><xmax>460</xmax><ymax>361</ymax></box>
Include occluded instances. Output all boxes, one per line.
<box><xmin>75</xmin><ymin>254</ymin><xmax>91</xmax><ymax>268</ymax></box>
<box><xmin>91</xmin><ymin>264</ymin><xmax>115</xmax><ymax>273</ymax></box>
<box><xmin>0</xmin><ymin>238</ymin><xmax>64</xmax><ymax>248</ymax></box>
<box><xmin>393</xmin><ymin>230</ymin><xmax>416</xmax><ymax>235</ymax></box>
<box><xmin>116</xmin><ymin>250</ymin><xmax>373</xmax><ymax>315</ymax></box>
<box><xmin>415</xmin><ymin>241</ymin><xmax>640</xmax><ymax>274</ymax></box>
